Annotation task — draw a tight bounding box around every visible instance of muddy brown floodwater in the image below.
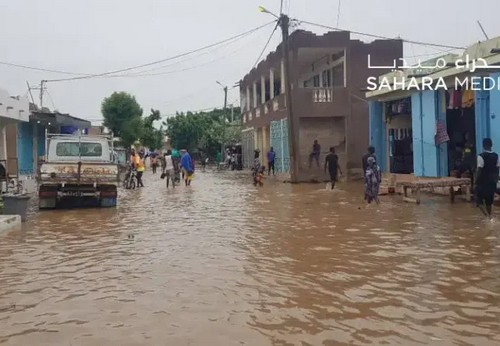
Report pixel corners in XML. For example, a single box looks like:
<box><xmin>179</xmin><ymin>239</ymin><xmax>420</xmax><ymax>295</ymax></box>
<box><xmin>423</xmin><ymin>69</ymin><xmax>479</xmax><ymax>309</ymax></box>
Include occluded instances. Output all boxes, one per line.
<box><xmin>0</xmin><ymin>171</ymin><xmax>500</xmax><ymax>345</ymax></box>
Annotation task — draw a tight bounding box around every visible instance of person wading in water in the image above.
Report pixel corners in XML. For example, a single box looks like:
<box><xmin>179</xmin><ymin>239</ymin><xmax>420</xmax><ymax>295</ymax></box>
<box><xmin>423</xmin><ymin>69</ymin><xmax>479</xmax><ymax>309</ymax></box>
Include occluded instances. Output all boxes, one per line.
<box><xmin>475</xmin><ymin>138</ymin><xmax>500</xmax><ymax>219</ymax></box>
<box><xmin>362</xmin><ymin>146</ymin><xmax>376</xmax><ymax>174</ymax></box>
<box><xmin>180</xmin><ymin>149</ymin><xmax>194</xmax><ymax>186</ymax></box>
<box><xmin>309</xmin><ymin>140</ymin><xmax>321</xmax><ymax>168</ymax></box>
<box><xmin>364</xmin><ymin>156</ymin><xmax>381</xmax><ymax>204</ymax></box>
<box><xmin>162</xmin><ymin>149</ymin><xmax>176</xmax><ymax>188</ymax></box>
<box><xmin>135</xmin><ymin>150</ymin><xmax>146</xmax><ymax>187</ymax></box>
<box><xmin>324</xmin><ymin>147</ymin><xmax>342</xmax><ymax>189</ymax></box>
<box><xmin>251</xmin><ymin>149</ymin><xmax>261</xmax><ymax>183</ymax></box>
<box><xmin>150</xmin><ymin>152</ymin><xmax>158</xmax><ymax>174</ymax></box>
<box><xmin>267</xmin><ymin>147</ymin><xmax>276</xmax><ymax>176</ymax></box>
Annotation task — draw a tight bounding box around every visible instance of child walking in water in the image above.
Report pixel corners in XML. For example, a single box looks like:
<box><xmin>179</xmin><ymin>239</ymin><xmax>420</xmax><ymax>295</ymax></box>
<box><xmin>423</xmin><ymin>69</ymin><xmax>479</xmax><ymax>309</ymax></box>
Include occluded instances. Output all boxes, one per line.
<box><xmin>364</xmin><ymin>156</ymin><xmax>381</xmax><ymax>204</ymax></box>
<box><xmin>254</xmin><ymin>166</ymin><xmax>265</xmax><ymax>187</ymax></box>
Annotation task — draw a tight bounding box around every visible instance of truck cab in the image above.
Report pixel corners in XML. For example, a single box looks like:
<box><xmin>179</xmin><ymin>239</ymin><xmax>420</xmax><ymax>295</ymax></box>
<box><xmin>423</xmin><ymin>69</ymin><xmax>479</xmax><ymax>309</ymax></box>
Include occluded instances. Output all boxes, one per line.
<box><xmin>38</xmin><ymin>134</ymin><xmax>120</xmax><ymax>209</ymax></box>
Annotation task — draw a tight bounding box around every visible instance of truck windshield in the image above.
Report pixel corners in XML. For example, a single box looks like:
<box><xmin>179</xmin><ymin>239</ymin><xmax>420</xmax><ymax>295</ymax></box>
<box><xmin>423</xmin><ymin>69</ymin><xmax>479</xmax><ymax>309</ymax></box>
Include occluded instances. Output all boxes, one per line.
<box><xmin>56</xmin><ymin>142</ymin><xmax>103</xmax><ymax>157</ymax></box>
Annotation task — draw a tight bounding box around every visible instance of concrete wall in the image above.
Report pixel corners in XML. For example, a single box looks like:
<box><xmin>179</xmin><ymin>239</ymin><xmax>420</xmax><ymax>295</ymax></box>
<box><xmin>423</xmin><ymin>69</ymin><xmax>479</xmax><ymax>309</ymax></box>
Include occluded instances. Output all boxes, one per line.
<box><xmin>297</xmin><ymin>117</ymin><xmax>346</xmax><ymax>181</ymax></box>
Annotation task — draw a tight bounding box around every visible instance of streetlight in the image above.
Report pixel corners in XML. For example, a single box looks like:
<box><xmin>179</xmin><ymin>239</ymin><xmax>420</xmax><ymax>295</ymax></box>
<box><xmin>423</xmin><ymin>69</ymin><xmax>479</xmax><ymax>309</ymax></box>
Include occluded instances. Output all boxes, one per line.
<box><xmin>258</xmin><ymin>6</ymin><xmax>279</xmax><ymax>18</ymax></box>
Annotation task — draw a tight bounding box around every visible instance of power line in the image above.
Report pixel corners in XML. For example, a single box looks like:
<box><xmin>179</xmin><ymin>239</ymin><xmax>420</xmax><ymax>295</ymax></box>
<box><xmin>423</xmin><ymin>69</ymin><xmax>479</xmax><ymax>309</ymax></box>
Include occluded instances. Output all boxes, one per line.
<box><xmin>0</xmin><ymin>61</ymin><xmax>93</xmax><ymax>76</ymax></box>
<box><xmin>298</xmin><ymin>19</ymin><xmax>466</xmax><ymax>50</ymax></box>
<box><xmin>45</xmin><ymin>21</ymin><xmax>277</xmax><ymax>83</ymax></box>
<box><xmin>115</xmin><ymin>29</ymin><xmax>267</xmax><ymax>78</ymax></box>
<box><xmin>45</xmin><ymin>89</ymin><xmax>57</xmax><ymax>110</ymax></box>
<box><xmin>111</xmin><ymin>26</ymin><xmax>265</xmax><ymax>77</ymax></box>
<box><xmin>0</xmin><ymin>23</ymin><xmax>265</xmax><ymax>80</ymax></box>
<box><xmin>252</xmin><ymin>22</ymin><xmax>280</xmax><ymax>69</ymax></box>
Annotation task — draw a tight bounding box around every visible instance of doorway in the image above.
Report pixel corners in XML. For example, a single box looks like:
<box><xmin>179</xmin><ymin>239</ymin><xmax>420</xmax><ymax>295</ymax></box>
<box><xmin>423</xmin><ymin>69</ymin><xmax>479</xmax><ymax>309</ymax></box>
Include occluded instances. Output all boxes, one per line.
<box><xmin>445</xmin><ymin>88</ymin><xmax>476</xmax><ymax>178</ymax></box>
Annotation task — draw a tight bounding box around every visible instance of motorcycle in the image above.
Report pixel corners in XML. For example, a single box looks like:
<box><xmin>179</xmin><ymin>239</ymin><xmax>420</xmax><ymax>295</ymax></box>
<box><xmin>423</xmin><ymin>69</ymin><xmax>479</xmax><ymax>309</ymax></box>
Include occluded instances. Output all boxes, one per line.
<box><xmin>123</xmin><ymin>168</ymin><xmax>137</xmax><ymax>189</ymax></box>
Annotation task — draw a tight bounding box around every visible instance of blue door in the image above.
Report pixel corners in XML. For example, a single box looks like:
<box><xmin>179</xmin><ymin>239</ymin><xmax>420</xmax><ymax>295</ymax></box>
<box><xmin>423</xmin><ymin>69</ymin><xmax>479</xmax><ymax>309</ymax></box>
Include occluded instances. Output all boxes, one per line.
<box><xmin>411</xmin><ymin>91</ymin><xmax>439</xmax><ymax>177</ymax></box>
<box><xmin>17</xmin><ymin>123</ymin><xmax>33</xmax><ymax>175</ymax></box>
<box><xmin>270</xmin><ymin>118</ymin><xmax>289</xmax><ymax>173</ymax></box>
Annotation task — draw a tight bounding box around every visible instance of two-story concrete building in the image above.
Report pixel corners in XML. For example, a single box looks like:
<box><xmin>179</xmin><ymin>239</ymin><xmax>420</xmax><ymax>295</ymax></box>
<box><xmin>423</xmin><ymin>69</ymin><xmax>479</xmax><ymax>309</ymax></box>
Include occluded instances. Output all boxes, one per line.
<box><xmin>240</xmin><ymin>30</ymin><xmax>402</xmax><ymax>181</ymax></box>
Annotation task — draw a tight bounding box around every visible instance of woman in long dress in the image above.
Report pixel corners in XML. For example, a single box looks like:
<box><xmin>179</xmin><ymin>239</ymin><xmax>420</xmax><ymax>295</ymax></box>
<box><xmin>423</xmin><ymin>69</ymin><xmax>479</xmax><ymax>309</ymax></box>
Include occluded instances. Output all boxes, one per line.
<box><xmin>364</xmin><ymin>156</ymin><xmax>381</xmax><ymax>204</ymax></box>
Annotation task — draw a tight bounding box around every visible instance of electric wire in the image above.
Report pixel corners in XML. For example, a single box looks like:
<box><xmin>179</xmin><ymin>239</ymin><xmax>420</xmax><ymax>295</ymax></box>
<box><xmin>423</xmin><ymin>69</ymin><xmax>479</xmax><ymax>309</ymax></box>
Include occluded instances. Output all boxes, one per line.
<box><xmin>112</xmin><ymin>26</ymin><xmax>266</xmax><ymax>77</ymax></box>
<box><xmin>252</xmin><ymin>22</ymin><xmax>280</xmax><ymax>69</ymax></box>
<box><xmin>0</xmin><ymin>61</ymin><xmax>93</xmax><ymax>76</ymax></box>
<box><xmin>116</xmin><ymin>28</ymin><xmax>268</xmax><ymax>78</ymax></box>
<box><xmin>45</xmin><ymin>90</ymin><xmax>57</xmax><ymax>110</ymax></box>
<box><xmin>45</xmin><ymin>21</ymin><xmax>277</xmax><ymax>83</ymax></box>
<box><xmin>0</xmin><ymin>22</ymin><xmax>273</xmax><ymax>80</ymax></box>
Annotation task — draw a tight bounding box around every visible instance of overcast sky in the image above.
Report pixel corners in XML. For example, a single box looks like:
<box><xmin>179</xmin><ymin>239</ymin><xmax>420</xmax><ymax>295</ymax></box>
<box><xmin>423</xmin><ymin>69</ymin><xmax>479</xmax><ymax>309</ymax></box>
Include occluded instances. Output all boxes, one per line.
<box><xmin>0</xmin><ymin>0</ymin><xmax>496</xmax><ymax>124</ymax></box>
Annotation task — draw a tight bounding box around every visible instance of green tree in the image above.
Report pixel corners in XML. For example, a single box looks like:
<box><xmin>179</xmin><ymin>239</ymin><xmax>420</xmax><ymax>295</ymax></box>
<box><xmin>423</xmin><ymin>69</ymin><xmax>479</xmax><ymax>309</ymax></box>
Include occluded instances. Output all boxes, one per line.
<box><xmin>101</xmin><ymin>92</ymin><xmax>143</xmax><ymax>147</ymax></box>
<box><xmin>141</xmin><ymin>109</ymin><xmax>164</xmax><ymax>150</ymax></box>
<box><xmin>164</xmin><ymin>107</ymin><xmax>242</xmax><ymax>157</ymax></box>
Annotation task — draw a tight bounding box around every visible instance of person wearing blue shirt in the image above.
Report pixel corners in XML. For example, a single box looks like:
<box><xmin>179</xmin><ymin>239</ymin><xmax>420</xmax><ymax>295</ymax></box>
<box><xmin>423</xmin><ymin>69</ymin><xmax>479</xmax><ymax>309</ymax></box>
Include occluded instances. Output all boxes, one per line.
<box><xmin>267</xmin><ymin>147</ymin><xmax>276</xmax><ymax>176</ymax></box>
<box><xmin>180</xmin><ymin>149</ymin><xmax>194</xmax><ymax>186</ymax></box>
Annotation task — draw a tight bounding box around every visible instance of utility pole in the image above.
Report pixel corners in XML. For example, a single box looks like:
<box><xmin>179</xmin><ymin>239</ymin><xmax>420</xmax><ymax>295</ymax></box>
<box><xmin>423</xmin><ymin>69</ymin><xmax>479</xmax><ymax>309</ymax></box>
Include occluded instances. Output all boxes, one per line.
<box><xmin>279</xmin><ymin>14</ymin><xmax>298</xmax><ymax>182</ymax></box>
<box><xmin>230</xmin><ymin>103</ymin><xmax>234</xmax><ymax>123</ymax></box>
<box><xmin>222</xmin><ymin>86</ymin><xmax>227</xmax><ymax>159</ymax></box>
<box><xmin>217</xmin><ymin>81</ymin><xmax>228</xmax><ymax>161</ymax></box>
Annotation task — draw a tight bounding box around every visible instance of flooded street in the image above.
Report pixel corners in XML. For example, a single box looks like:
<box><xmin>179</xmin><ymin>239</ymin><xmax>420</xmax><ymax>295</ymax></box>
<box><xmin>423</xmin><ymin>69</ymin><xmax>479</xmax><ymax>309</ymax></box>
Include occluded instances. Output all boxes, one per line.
<box><xmin>1</xmin><ymin>171</ymin><xmax>500</xmax><ymax>345</ymax></box>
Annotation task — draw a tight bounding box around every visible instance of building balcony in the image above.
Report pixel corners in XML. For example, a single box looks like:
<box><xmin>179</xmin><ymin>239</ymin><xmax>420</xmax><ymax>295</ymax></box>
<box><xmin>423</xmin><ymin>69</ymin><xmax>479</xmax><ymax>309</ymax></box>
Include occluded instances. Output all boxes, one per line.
<box><xmin>242</xmin><ymin>87</ymin><xmax>349</xmax><ymax>127</ymax></box>
<box><xmin>294</xmin><ymin>87</ymin><xmax>350</xmax><ymax>117</ymax></box>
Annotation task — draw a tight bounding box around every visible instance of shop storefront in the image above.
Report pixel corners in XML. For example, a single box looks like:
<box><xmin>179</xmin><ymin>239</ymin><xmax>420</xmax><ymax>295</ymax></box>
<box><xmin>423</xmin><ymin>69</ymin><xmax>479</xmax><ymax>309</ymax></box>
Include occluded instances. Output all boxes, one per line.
<box><xmin>369</xmin><ymin>85</ymin><xmax>500</xmax><ymax>179</ymax></box>
<box><xmin>368</xmin><ymin>37</ymin><xmax>500</xmax><ymax>179</ymax></box>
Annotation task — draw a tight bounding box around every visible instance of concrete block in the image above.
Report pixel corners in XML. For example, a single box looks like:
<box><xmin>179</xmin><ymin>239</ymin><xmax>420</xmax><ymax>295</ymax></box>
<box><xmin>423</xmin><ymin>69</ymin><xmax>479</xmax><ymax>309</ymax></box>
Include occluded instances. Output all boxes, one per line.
<box><xmin>0</xmin><ymin>215</ymin><xmax>21</xmax><ymax>235</ymax></box>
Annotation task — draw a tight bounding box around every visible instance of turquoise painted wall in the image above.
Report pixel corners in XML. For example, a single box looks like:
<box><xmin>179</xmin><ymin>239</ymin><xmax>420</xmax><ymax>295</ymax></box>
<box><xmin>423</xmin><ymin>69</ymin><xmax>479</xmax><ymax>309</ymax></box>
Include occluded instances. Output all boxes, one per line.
<box><xmin>411</xmin><ymin>91</ymin><xmax>440</xmax><ymax>177</ymax></box>
<box><xmin>17</xmin><ymin>123</ymin><xmax>33</xmax><ymax>175</ymax></box>
<box><xmin>368</xmin><ymin>101</ymin><xmax>387</xmax><ymax>172</ymax></box>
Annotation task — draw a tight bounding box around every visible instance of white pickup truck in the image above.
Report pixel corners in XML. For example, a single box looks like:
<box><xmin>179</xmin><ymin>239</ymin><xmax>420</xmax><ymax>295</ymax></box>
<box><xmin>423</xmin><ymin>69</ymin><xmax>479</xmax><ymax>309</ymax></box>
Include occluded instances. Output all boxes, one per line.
<box><xmin>38</xmin><ymin>134</ymin><xmax>120</xmax><ymax>209</ymax></box>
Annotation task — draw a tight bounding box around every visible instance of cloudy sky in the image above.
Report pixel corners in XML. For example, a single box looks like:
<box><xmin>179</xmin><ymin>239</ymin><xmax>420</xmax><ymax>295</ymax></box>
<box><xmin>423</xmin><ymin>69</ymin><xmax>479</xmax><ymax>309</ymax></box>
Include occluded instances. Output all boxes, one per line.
<box><xmin>0</xmin><ymin>0</ymin><xmax>496</xmax><ymax>123</ymax></box>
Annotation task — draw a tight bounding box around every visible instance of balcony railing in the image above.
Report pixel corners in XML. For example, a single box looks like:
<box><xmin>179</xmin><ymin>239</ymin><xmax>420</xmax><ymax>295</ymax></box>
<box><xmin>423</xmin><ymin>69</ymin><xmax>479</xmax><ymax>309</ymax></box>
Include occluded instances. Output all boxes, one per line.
<box><xmin>312</xmin><ymin>88</ymin><xmax>333</xmax><ymax>103</ymax></box>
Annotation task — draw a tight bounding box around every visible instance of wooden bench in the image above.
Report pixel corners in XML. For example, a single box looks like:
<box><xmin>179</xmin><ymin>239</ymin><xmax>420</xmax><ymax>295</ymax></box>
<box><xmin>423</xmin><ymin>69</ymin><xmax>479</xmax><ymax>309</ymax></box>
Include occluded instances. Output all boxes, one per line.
<box><xmin>396</xmin><ymin>177</ymin><xmax>471</xmax><ymax>205</ymax></box>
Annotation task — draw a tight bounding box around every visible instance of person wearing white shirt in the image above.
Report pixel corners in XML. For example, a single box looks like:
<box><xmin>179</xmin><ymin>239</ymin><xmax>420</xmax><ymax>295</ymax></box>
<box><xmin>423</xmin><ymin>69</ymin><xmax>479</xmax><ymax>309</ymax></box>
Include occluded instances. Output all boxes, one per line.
<box><xmin>162</xmin><ymin>149</ymin><xmax>176</xmax><ymax>188</ymax></box>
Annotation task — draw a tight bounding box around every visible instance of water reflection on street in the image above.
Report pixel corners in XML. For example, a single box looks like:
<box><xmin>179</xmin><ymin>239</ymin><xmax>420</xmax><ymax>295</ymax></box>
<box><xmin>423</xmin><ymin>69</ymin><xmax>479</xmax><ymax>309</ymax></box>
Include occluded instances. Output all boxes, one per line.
<box><xmin>0</xmin><ymin>171</ymin><xmax>499</xmax><ymax>345</ymax></box>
